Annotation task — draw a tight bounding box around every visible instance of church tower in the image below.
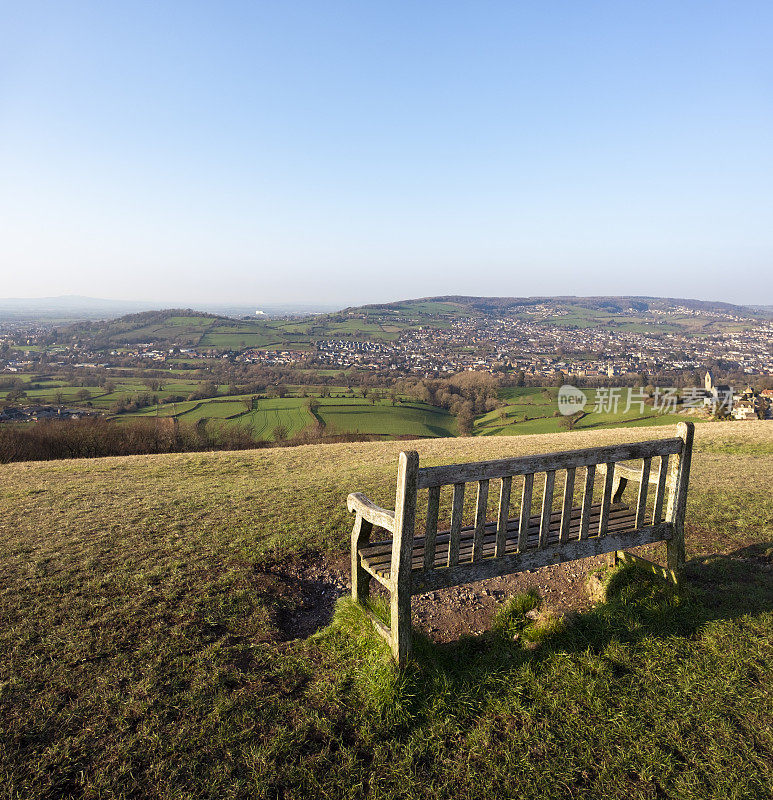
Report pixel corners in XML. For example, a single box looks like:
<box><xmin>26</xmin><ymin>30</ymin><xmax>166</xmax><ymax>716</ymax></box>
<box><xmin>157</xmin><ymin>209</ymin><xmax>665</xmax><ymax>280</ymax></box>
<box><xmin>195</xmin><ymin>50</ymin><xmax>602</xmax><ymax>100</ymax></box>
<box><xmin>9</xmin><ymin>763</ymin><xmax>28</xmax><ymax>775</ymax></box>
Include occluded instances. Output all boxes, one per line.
<box><xmin>704</xmin><ymin>371</ymin><xmax>713</xmax><ymax>392</ymax></box>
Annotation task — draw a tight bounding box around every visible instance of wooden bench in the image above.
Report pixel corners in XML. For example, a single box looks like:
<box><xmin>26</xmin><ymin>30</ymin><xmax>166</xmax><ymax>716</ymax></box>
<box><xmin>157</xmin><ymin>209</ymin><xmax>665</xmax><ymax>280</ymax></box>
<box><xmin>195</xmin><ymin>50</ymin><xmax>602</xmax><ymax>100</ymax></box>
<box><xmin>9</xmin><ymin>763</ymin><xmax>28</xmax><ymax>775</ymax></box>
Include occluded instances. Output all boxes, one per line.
<box><xmin>347</xmin><ymin>422</ymin><xmax>694</xmax><ymax>666</ymax></box>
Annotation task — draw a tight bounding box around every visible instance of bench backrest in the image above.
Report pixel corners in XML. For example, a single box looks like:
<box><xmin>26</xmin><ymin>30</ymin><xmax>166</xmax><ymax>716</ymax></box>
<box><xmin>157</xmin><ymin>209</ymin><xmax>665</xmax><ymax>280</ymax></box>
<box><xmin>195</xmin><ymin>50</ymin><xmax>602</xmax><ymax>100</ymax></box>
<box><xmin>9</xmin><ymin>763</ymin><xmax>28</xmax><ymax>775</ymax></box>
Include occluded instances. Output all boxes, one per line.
<box><xmin>390</xmin><ymin>422</ymin><xmax>694</xmax><ymax>593</ymax></box>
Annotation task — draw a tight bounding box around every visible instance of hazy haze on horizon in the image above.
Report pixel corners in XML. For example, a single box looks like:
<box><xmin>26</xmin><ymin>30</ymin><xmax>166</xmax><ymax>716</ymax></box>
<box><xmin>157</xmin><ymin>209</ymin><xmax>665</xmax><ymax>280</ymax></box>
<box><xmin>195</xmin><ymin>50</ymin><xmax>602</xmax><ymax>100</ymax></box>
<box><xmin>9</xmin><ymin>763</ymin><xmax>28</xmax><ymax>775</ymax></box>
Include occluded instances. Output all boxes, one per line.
<box><xmin>1</xmin><ymin>1</ymin><xmax>771</xmax><ymax>307</ymax></box>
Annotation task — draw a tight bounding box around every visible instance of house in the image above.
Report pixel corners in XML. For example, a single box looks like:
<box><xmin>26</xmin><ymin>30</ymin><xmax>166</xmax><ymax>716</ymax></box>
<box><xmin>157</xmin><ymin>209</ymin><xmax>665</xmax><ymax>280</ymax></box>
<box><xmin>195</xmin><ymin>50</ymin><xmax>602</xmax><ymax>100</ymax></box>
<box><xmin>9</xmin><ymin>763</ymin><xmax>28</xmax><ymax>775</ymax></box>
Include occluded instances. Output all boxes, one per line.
<box><xmin>731</xmin><ymin>400</ymin><xmax>758</xmax><ymax>421</ymax></box>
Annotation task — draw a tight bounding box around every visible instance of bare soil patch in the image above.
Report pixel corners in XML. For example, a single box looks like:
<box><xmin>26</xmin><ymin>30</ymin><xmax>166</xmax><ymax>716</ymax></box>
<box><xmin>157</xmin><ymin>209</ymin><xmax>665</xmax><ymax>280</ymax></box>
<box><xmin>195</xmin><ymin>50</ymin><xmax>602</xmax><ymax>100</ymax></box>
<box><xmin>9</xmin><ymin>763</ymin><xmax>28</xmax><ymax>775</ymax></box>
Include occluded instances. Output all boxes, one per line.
<box><xmin>265</xmin><ymin>549</ymin><xmax>642</xmax><ymax>643</ymax></box>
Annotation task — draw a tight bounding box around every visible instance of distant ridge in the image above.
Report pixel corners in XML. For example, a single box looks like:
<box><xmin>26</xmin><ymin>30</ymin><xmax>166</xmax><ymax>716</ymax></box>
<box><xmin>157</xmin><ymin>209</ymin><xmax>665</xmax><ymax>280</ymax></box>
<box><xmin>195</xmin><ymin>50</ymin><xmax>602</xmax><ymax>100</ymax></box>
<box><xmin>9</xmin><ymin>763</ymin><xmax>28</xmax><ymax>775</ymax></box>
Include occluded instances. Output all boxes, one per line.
<box><xmin>3</xmin><ymin>294</ymin><xmax>770</xmax><ymax>326</ymax></box>
<box><xmin>345</xmin><ymin>295</ymin><xmax>771</xmax><ymax>318</ymax></box>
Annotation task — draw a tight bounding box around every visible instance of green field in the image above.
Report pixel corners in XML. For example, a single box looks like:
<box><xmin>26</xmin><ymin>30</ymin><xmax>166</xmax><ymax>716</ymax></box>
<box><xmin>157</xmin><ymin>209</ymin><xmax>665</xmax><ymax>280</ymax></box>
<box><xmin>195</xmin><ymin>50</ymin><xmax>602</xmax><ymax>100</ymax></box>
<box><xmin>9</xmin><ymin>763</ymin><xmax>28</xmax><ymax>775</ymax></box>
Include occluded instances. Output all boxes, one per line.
<box><xmin>0</xmin><ymin>374</ymin><xmax>237</xmax><ymax>408</ymax></box>
<box><xmin>136</xmin><ymin>396</ymin><xmax>315</xmax><ymax>441</ymax></box>
<box><xmin>198</xmin><ymin>321</ymin><xmax>314</xmax><ymax>350</ymax></box>
<box><xmin>318</xmin><ymin>399</ymin><xmax>456</xmax><ymax>438</ymax></box>
<box><xmin>0</xmin><ymin>423</ymin><xmax>771</xmax><ymax>798</ymax></box>
<box><xmin>119</xmin><ymin>395</ymin><xmax>457</xmax><ymax>441</ymax></box>
<box><xmin>476</xmin><ymin>386</ymin><xmax>696</xmax><ymax>437</ymax></box>
<box><xmin>3</xmin><ymin>375</ymin><xmax>704</xmax><ymax>445</ymax></box>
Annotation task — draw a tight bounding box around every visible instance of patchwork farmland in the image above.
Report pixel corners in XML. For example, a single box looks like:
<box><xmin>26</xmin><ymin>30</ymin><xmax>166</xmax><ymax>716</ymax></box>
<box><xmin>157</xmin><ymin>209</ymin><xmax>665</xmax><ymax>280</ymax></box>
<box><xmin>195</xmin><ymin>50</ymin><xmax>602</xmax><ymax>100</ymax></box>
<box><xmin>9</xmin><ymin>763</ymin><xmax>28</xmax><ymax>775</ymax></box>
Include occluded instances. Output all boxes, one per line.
<box><xmin>3</xmin><ymin>372</ymin><xmax>701</xmax><ymax>443</ymax></box>
<box><xmin>125</xmin><ymin>395</ymin><xmax>456</xmax><ymax>440</ymax></box>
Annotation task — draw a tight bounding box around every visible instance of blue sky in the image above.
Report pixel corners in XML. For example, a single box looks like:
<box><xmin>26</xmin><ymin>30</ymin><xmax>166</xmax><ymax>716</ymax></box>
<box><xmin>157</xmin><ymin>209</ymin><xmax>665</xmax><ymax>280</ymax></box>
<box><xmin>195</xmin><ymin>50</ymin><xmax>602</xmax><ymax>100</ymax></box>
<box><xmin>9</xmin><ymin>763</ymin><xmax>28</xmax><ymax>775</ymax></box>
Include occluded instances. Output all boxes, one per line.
<box><xmin>1</xmin><ymin>1</ymin><xmax>771</xmax><ymax>306</ymax></box>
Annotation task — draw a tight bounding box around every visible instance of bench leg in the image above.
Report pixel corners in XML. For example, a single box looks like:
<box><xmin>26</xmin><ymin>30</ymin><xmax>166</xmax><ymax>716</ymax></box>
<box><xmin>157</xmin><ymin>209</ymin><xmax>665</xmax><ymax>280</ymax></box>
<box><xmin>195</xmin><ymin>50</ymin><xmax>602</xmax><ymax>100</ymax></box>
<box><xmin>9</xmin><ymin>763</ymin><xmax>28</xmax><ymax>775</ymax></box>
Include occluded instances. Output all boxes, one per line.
<box><xmin>390</xmin><ymin>582</ymin><xmax>412</xmax><ymax>668</ymax></box>
<box><xmin>351</xmin><ymin>516</ymin><xmax>372</xmax><ymax>604</ymax></box>
<box><xmin>666</xmin><ymin>527</ymin><xmax>685</xmax><ymax>584</ymax></box>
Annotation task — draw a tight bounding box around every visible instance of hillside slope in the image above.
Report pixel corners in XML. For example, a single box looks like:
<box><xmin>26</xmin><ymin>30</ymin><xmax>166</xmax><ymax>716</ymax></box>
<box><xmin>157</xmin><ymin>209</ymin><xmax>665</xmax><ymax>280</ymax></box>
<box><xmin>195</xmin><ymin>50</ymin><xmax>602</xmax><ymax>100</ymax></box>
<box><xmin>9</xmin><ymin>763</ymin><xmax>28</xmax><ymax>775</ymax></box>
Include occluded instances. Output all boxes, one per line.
<box><xmin>1</xmin><ymin>423</ymin><xmax>771</xmax><ymax>798</ymax></box>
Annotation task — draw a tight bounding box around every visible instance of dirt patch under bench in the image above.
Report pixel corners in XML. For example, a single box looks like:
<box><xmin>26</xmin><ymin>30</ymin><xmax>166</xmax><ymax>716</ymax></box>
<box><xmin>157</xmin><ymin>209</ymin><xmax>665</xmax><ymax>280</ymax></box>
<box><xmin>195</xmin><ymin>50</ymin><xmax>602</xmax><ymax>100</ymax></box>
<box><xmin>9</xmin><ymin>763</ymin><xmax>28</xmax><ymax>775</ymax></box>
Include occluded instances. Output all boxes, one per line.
<box><xmin>262</xmin><ymin>545</ymin><xmax>667</xmax><ymax>644</ymax></box>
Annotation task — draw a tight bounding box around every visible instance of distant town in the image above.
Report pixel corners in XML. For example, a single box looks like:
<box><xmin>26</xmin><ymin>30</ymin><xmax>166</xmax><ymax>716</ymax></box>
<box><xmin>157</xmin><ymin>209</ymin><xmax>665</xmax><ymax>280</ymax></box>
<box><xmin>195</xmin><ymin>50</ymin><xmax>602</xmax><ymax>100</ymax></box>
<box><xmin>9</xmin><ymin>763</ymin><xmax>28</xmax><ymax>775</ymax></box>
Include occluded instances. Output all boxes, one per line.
<box><xmin>3</xmin><ymin>298</ymin><xmax>771</xmax><ymax>381</ymax></box>
<box><xmin>1</xmin><ymin>296</ymin><xmax>771</xmax><ymax>442</ymax></box>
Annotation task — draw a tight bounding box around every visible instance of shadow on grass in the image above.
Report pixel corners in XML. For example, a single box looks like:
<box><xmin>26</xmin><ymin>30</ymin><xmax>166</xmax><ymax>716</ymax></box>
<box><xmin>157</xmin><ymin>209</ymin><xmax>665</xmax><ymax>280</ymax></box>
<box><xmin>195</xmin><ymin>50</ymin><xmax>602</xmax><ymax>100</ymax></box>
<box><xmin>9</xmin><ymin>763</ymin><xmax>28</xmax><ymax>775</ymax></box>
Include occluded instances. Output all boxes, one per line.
<box><xmin>326</xmin><ymin>543</ymin><xmax>773</xmax><ymax>726</ymax></box>
<box><xmin>422</xmin><ymin>543</ymin><xmax>772</xmax><ymax>665</ymax></box>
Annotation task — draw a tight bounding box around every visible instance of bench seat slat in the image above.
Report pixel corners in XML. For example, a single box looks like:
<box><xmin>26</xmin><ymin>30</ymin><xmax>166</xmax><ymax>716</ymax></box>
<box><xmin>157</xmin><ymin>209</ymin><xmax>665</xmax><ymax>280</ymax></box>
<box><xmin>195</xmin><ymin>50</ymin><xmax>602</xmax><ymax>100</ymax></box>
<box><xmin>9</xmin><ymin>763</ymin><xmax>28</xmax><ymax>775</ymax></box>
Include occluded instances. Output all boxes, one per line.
<box><xmin>370</xmin><ymin>509</ymin><xmax>635</xmax><ymax>569</ymax></box>
<box><xmin>403</xmin><ymin>516</ymin><xmax>640</xmax><ymax>574</ymax></box>
<box><xmin>409</xmin><ymin>523</ymin><xmax>674</xmax><ymax>593</ymax></box>
<box><xmin>360</xmin><ymin>503</ymin><xmax>640</xmax><ymax>578</ymax></box>
<box><xmin>359</xmin><ymin>501</ymin><xmax>628</xmax><ymax>559</ymax></box>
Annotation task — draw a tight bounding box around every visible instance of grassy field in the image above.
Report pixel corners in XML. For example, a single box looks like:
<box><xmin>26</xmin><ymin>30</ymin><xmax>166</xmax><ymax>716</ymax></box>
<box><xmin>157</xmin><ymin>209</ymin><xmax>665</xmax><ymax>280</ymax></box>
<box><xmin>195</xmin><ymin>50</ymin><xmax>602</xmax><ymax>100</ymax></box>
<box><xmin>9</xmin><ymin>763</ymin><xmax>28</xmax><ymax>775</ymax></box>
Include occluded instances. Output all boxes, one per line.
<box><xmin>476</xmin><ymin>386</ymin><xmax>695</xmax><ymax>437</ymax></box>
<box><xmin>122</xmin><ymin>396</ymin><xmax>456</xmax><ymax>441</ymax></box>
<box><xmin>317</xmin><ymin>399</ymin><xmax>456</xmax><ymax>438</ymax></box>
<box><xmin>0</xmin><ymin>423</ymin><xmax>771</xmax><ymax>798</ymax></box>
<box><xmin>1</xmin><ymin>378</ymin><xmax>708</xmax><ymax>444</ymax></box>
<box><xmin>114</xmin><ymin>386</ymin><xmax>697</xmax><ymax>443</ymax></box>
<box><xmin>244</xmin><ymin>398</ymin><xmax>314</xmax><ymax>439</ymax></box>
<box><xmin>0</xmin><ymin>374</ymin><xmax>234</xmax><ymax>408</ymax></box>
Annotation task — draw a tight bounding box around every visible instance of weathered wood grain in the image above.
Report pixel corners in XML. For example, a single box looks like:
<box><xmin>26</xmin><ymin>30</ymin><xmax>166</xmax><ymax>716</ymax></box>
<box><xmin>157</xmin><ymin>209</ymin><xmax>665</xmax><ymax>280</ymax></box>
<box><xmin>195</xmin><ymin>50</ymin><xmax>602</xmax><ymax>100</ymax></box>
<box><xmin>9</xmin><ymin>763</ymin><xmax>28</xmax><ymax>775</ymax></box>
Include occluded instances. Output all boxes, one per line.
<box><xmin>653</xmin><ymin>455</ymin><xmax>669</xmax><ymax>524</ymax></box>
<box><xmin>472</xmin><ymin>479</ymin><xmax>490</xmax><ymax>561</ymax></box>
<box><xmin>358</xmin><ymin>556</ymin><xmax>394</xmax><ymax>586</ymax></box>
<box><xmin>598</xmin><ymin>462</ymin><xmax>615</xmax><ymax>537</ymax></box>
<box><xmin>416</xmin><ymin>438</ymin><xmax>682</xmax><ymax>489</ymax></box>
<box><xmin>360</xmin><ymin>501</ymin><xmax>630</xmax><ymax>561</ymax></box>
<box><xmin>360</xmin><ymin>507</ymin><xmax>640</xmax><ymax>577</ymax></box>
<box><xmin>448</xmin><ymin>482</ymin><xmax>465</xmax><ymax>567</ymax></box>
<box><xmin>665</xmin><ymin>422</ymin><xmax>693</xmax><ymax>579</ymax></box>
<box><xmin>559</xmin><ymin>467</ymin><xmax>576</xmax><ymax>544</ymax></box>
<box><xmin>539</xmin><ymin>470</ymin><xmax>556</xmax><ymax>548</ymax></box>
<box><xmin>635</xmin><ymin>457</ymin><xmax>651</xmax><ymax>528</ymax></box>
<box><xmin>411</xmin><ymin>524</ymin><xmax>674</xmax><ymax>593</ymax></box>
<box><xmin>388</xmin><ymin>514</ymin><xmax>643</xmax><ymax>575</ymax></box>
<box><xmin>351</xmin><ymin>514</ymin><xmax>373</xmax><ymax>603</ymax></box>
<box><xmin>496</xmin><ymin>476</ymin><xmax>512</xmax><ymax>557</ymax></box>
<box><xmin>346</xmin><ymin>492</ymin><xmax>396</xmax><ymax>532</ymax></box>
<box><xmin>518</xmin><ymin>473</ymin><xmax>534</xmax><ymax>551</ymax></box>
<box><xmin>423</xmin><ymin>485</ymin><xmax>440</xmax><ymax>572</ymax></box>
<box><xmin>391</xmin><ymin>451</ymin><xmax>419</xmax><ymax>667</ymax></box>
<box><xmin>579</xmin><ymin>465</ymin><xmax>595</xmax><ymax>540</ymax></box>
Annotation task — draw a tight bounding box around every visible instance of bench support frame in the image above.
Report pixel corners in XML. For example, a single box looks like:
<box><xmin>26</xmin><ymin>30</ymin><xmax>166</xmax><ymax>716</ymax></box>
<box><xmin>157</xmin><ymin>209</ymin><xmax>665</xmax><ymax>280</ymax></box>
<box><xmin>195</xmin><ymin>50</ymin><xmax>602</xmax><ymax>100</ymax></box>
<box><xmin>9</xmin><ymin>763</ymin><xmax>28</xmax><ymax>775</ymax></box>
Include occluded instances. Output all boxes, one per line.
<box><xmin>348</xmin><ymin>423</ymin><xmax>694</xmax><ymax>668</ymax></box>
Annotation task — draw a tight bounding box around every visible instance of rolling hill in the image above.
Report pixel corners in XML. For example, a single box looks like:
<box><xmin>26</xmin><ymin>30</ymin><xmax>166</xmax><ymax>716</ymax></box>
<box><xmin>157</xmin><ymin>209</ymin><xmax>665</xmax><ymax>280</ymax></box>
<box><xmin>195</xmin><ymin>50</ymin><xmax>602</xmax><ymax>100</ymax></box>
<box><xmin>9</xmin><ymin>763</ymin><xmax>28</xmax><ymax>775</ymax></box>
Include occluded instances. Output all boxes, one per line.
<box><xmin>51</xmin><ymin>294</ymin><xmax>771</xmax><ymax>352</ymax></box>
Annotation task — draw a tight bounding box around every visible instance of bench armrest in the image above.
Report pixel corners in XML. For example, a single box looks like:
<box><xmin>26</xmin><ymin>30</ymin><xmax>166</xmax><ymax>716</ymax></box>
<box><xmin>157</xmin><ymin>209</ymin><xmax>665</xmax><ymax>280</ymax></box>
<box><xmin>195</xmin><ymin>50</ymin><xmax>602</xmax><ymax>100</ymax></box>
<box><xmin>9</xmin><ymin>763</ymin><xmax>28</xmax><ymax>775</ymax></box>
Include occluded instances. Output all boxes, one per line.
<box><xmin>598</xmin><ymin>462</ymin><xmax>659</xmax><ymax>485</ymax></box>
<box><xmin>347</xmin><ymin>492</ymin><xmax>396</xmax><ymax>532</ymax></box>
